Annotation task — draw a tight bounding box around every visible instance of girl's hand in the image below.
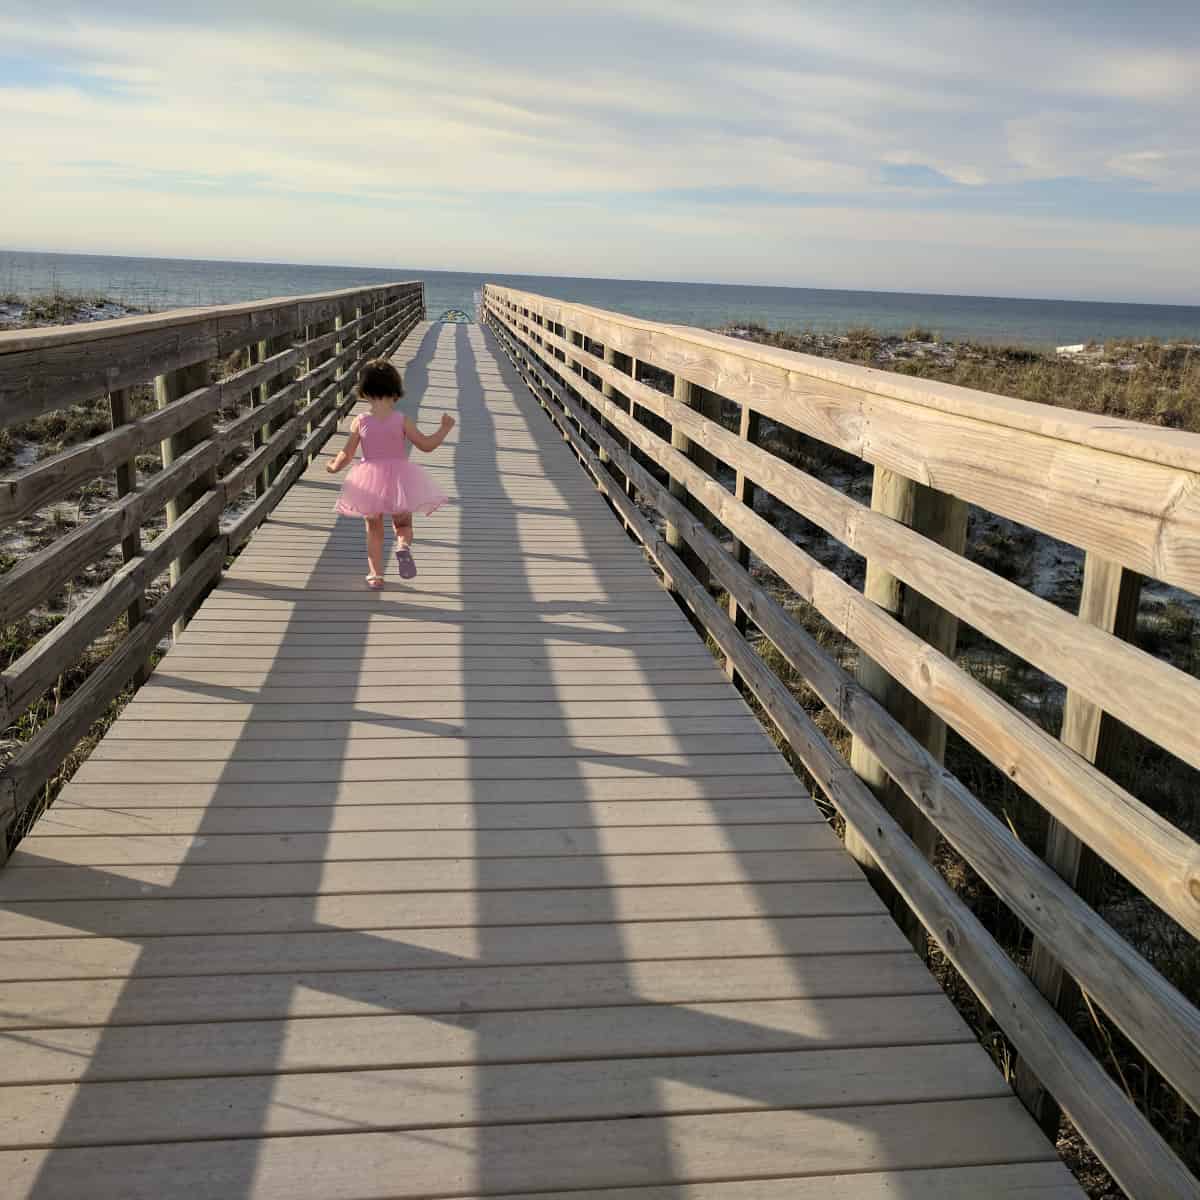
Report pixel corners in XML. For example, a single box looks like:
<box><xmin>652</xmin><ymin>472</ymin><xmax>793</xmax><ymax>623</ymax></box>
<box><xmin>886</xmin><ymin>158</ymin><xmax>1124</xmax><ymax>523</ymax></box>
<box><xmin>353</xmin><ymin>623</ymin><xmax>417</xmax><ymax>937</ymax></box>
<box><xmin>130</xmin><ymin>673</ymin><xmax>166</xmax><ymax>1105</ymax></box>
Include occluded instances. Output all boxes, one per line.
<box><xmin>440</xmin><ymin>414</ymin><xmax>456</xmax><ymax>433</ymax></box>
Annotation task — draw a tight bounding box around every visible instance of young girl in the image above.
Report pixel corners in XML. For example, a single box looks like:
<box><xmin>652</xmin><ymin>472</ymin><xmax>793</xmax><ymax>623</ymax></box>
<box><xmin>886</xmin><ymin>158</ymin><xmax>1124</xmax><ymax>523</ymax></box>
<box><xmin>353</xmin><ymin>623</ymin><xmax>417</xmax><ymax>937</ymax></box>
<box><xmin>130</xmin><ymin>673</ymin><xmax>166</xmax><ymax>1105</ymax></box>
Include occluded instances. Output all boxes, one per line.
<box><xmin>326</xmin><ymin>358</ymin><xmax>454</xmax><ymax>588</ymax></box>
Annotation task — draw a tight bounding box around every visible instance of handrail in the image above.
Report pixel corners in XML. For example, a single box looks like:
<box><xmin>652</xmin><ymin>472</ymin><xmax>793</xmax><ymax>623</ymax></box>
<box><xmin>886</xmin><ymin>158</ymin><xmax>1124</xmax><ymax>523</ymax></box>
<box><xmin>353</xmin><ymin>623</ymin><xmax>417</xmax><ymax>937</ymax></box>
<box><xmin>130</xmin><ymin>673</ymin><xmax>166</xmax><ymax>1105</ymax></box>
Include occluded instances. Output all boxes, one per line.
<box><xmin>0</xmin><ymin>281</ymin><xmax>425</xmax><ymax>844</ymax></box>
<box><xmin>483</xmin><ymin>282</ymin><xmax>1200</xmax><ymax>1200</ymax></box>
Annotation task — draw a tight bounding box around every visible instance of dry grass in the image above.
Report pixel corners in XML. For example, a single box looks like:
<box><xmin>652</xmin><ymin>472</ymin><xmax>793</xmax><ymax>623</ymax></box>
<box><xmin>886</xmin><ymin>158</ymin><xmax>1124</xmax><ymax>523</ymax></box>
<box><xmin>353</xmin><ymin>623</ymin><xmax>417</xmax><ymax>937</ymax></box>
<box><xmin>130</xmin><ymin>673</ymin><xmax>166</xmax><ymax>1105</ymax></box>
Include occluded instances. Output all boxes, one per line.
<box><xmin>1</xmin><ymin>290</ymin><xmax>141</xmax><ymax>329</ymax></box>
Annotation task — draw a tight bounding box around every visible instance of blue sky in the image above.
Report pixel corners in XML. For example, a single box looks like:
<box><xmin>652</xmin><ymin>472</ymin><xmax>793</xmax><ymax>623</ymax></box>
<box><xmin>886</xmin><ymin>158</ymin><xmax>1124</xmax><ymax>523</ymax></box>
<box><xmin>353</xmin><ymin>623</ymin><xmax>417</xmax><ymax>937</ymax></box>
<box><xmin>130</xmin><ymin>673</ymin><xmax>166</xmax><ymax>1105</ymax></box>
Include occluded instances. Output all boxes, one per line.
<box><xmin>2</xmin><ymin>0</ymin><xmax>1198</xmax><ymax>302</ymax></box>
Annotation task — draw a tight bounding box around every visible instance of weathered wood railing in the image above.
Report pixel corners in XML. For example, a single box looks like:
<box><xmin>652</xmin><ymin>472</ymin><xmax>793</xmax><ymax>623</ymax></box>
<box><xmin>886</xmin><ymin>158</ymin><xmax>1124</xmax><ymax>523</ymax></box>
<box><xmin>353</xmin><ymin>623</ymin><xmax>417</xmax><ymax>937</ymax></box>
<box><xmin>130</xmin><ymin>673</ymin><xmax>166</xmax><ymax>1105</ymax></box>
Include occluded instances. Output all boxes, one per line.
<box><xmin>0</xmin><ymin>281</ymin><xmax>424</xmax><ymax>846</ymax></box>
<box><xmin>483</xmin><ymin>284</ymin><xmax>1200</xmax><ymax>1200</ymax></box>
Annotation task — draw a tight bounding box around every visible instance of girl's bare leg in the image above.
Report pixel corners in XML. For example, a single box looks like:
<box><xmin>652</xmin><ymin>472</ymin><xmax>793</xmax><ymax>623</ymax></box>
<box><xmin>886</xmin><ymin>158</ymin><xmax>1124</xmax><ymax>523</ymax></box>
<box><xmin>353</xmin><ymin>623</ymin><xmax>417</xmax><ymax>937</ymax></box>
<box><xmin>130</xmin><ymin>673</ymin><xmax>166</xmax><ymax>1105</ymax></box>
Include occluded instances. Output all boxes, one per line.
<box><xmin>392</xmin><ymin>513</ymin><xmax>417</xmax><ymax>578</ymax></box>
<box><xmin>365</xmin><ymin>516</ymin><xmax>385</xmax><ymax>577</ymax></box>
<box><xmin>392</xmin><ymin>513</ymin><xmax>413</xmax><ymax>548</ymax></box>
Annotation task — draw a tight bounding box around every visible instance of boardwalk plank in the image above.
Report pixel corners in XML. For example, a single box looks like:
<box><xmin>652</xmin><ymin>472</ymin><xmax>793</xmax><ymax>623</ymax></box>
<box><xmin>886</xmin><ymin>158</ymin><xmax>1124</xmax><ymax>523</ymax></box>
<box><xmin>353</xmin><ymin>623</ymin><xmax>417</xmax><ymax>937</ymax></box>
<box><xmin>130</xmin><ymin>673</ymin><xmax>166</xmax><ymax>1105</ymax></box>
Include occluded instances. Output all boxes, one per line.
<box><xmin>5</xmin><ymin>1044</ymin><xmax>1006</xmax><ymax>1147</ymax></box>
<box><xmin>26</xmin><ymin>797</ymin><xmax>818</xmax><ymax>834</ymax></box>
<box><xmin>1</xmin><ymin>994</ymin><xmax>968</xmax><ymax>1083</ymax></box>
<box><xmin>0</xmin><ymin>1100</ymin><xmax>1056</xmax><ymax>1198</ymax></box>
<box><xmin>46</xmin><ymin>772</ymin><xmax>813</xmax><ymax>806</ymax></box>
<box><xmin>0</xmin><ymin>914</ymin><xmax>909</xmax><ymax>979</ymax></box>
<box><xmin>0</xmin><ymin>952</ymin><xmax>941</xmax><ymax>1029</ymax></box>
<box><xmin>103</xmin><ymin>715</ymin><xmax>764</xmax><ymax>740</ymax></box>
<box><xmin>0</xmin><ymin>880</ymin><xmax>884</xmax><ymax>939</ymax></box>
<box><xmin>0</xmin><ymin>849</ymin><xmax>857</xmax><ymax>902</ymax></box>
<box><xmin>444</xmin><ymin>1164</ymin><xmax>1084</xmax><ymax>1199</ymax></box>
<box><xmin>13</xmin><ymin>824</ymin><xmax>839</xmax><ymax>866</ymax></box>
<box><xmin>87</xmin><ymin>732</ymin><xmax>777</xmax><ymax>763</ymax></box>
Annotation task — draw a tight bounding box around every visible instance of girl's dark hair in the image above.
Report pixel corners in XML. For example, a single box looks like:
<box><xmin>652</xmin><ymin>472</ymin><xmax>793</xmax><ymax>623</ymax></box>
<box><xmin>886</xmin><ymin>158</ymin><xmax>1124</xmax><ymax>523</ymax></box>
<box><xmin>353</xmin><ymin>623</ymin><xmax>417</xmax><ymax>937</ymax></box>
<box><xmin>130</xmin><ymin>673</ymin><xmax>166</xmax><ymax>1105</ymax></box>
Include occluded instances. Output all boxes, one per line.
<box><xmin>358</xmin><ymin>359</ymin><xmax>404</xmax><ymax>398</ymax></box>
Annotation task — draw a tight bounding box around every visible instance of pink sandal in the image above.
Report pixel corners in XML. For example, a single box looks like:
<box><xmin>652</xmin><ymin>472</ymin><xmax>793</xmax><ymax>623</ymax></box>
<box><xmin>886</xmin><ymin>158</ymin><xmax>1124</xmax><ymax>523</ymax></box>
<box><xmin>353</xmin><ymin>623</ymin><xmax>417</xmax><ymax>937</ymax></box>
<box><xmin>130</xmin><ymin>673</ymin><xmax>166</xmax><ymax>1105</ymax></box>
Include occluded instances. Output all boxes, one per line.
<box><xmin>365</xmin><ymin>574</ymin><xmax>385</xmax><ymax>590</ymax></box>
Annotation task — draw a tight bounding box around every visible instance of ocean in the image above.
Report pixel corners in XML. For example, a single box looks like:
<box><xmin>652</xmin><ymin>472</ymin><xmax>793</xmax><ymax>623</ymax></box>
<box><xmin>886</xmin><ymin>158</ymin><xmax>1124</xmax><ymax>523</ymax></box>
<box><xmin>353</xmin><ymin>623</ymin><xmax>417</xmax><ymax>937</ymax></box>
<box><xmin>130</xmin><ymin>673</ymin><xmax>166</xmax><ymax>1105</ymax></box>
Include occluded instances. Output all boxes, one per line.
<box><xmin>3</xmin><ymin>249</ymin><xmax>1198</xmax><ymax>349</ymax></box>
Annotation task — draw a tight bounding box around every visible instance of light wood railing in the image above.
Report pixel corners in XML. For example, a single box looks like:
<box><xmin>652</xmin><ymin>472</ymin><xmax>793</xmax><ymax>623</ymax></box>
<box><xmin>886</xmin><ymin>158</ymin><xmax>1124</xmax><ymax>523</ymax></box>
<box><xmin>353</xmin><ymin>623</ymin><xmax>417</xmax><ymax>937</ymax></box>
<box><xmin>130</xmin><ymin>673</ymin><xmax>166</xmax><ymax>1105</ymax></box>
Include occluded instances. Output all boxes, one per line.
<box><xmin>0</xmin><ymin>281</ymin><xmax>424</xmax><ymax>845</ymax></box>
<box><xmin>483</xmin><ymin>283</ymin><xmax>1200</xmax><ymax>1200</ymax></box>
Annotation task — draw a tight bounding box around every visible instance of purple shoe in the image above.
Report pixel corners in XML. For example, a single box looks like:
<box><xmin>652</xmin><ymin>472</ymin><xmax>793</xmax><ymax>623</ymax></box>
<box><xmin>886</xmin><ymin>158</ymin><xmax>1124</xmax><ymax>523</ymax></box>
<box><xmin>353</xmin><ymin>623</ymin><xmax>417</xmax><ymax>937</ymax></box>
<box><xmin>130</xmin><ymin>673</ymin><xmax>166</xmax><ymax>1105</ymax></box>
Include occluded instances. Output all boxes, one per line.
<box><xmin>395</xmin><ymin>547</ymin><xmax>418</xmax><ymax>579</ymax></box>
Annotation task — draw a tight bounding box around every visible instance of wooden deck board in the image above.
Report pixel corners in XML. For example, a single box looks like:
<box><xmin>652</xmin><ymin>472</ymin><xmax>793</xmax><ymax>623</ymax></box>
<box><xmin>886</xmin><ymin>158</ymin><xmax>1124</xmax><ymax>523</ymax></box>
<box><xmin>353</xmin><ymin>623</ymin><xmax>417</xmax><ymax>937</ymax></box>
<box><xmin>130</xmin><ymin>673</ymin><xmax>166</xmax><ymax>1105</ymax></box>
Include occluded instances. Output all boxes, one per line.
<box><xmin>442</xmin><ymin>1165</ymin><xmax>1085</xmax><ymax>1200</ymax></box>
<box><xmin>0</xmin><ymin>994</ymin><xmax>972</xmax><ymax>1084</ymax></box>
<box><xmin>22</xmin><ymin>797</ymin><xmax>817</xmax><ymax>835</ymax></box>
<box><xmin>5</xmin><ymin>1044</ymin><xmax>1007</xmax><ymax>1147</ymax></box>
<box><xmin>0</xmin><ymin>1101</ymin><xmax>1058</xmax><ymax>1198</ymax></box>
<box><xmin>0</xmin><ymin>321</ymin><xmax>1077</xmax><ymax>1197</ymax></box>
<box><xmin>0</xmin><ymin>850</ymin><xmax>861</xmax><ymax>902</ymax></box>
<box><xmin>0</xmin><ymin>953</ymin><xmax>942</xmax><ymax>1030</ymax></box>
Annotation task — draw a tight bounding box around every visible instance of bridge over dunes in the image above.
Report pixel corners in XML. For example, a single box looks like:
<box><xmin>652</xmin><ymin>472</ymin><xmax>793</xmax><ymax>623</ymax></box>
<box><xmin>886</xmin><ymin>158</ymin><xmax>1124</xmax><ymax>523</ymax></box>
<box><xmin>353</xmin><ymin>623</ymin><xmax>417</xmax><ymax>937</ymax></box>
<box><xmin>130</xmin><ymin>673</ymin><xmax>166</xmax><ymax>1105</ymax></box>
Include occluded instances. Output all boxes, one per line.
<box><xmin>0</xmin><ymin>281</ymin><xmax>1196</xmax><ymax>1198</ymax></box>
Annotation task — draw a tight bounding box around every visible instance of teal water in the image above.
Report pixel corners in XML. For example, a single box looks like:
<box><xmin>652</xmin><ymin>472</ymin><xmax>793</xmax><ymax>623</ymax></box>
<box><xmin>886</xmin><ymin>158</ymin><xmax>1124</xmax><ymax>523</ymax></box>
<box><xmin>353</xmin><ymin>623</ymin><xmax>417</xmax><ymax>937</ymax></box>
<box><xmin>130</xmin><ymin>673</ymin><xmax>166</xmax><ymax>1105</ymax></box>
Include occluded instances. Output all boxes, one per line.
<box><xmin>3</xmin><ymin>249</ymin><xmax>1198</xmax><ymax>349</ymax></box>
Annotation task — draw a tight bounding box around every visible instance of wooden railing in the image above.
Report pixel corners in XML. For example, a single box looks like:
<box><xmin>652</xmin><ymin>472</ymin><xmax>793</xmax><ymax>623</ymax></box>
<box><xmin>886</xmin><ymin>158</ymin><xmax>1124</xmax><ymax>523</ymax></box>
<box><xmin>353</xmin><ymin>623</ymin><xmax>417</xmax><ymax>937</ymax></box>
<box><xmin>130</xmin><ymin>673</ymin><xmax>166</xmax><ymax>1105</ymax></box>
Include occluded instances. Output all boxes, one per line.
<box><xmin>0</xmin><ymin>281</ymin><xmax>424</xmax><ymax>846</ymax></box>
<box><xmin>483</xmin><ymin>284</ymin><xmax>1200</xmax><ymax>1200</ymax></box>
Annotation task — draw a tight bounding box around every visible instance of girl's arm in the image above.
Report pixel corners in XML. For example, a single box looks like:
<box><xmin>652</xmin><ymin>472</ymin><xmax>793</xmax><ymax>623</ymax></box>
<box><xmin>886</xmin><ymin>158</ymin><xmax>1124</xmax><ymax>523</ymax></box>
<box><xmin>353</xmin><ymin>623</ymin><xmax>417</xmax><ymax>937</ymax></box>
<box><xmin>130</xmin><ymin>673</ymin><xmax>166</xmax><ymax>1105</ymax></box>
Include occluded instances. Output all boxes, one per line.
<box><xmin>405</xmin><ymin>413</ymin><xmax>455</xmax><ymax>453</ymax></box>
<box><xmin>325</xmin><ymin>418</ymin><xmax>363</xmax><ymax>472</ymax></box>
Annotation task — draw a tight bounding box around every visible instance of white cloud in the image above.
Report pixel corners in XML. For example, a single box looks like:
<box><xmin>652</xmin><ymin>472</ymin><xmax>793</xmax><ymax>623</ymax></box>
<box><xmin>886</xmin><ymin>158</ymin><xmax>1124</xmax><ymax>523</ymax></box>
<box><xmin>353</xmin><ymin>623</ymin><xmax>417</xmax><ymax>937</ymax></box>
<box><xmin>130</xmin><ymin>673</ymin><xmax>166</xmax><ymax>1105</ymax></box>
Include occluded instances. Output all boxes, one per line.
<box><xmin>2</xmin><ymin>2</ymin><xmax>1198</xmax><ymax>301</ymax></box>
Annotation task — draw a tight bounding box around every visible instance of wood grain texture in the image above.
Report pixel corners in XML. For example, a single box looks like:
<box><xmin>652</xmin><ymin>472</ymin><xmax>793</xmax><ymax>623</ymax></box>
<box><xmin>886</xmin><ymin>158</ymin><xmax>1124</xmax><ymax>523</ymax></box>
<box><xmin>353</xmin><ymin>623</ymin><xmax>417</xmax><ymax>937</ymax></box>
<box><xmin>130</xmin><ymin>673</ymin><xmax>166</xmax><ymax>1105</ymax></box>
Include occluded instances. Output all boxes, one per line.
<box><xmin>1017</xmin><ymin>553</ymin><xmax>1145</xmax><ymax>1130</ymax></box>
<box><xmin>845</xmin><ymin>465</ymin><xmax>967</xmax><ymax>950</ymax></box>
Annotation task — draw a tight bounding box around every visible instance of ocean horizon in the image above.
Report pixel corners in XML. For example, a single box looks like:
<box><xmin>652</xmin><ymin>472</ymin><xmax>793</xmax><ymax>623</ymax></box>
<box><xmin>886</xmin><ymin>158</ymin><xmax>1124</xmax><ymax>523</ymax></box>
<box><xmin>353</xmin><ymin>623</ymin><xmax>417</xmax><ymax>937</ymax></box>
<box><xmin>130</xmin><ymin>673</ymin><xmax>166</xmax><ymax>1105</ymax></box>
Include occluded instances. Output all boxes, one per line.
<box><xmin>3</xmin><ymin>248</ymin><xmax>1198</xmax><ymax>350</ymax></box>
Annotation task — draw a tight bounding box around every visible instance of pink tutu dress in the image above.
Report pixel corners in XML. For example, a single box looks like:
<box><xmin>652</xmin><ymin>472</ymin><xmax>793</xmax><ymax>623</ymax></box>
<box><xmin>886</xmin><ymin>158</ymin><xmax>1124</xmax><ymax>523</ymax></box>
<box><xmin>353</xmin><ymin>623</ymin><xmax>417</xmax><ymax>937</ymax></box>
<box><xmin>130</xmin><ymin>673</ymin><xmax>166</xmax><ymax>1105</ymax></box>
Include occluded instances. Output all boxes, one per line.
<box><xmin>334</xmin><ymin>409</ymin><xmax>448</xmax><ymax>518</ymax></box>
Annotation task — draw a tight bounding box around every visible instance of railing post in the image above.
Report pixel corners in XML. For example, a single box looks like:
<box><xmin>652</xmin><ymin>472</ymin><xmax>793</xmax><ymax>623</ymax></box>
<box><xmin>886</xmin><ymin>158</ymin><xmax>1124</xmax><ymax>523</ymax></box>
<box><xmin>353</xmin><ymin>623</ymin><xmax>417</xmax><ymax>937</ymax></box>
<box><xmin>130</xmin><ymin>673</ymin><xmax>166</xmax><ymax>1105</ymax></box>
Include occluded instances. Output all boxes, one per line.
<box><xmin>247</xmin><ymin>342</ymin><xmax>267</xmax><ymax>499</ymax></box>
<box><xmin>601</xmin><ymin>345</ymin><xmax>634</xmax><ymax>532</ymax></box>
<box><xmin>589</xmin><ymin>342</ymin><xmax>611</xmax><ymax>469</ymax></box>
<box><xmin>305</xmin><ymin>317</ymin><xmax>336</xmax><ymax>461</ymax></box>
<box><xmin>261</xmin><ymin>332</ymin><xmax>294</xmax><ymax>486</ymax></box>
<box><xmin>624</xmin><ymin>357</ymin><xmax>639</xmax><ymax>505</ymax></box>
<box><xmin>357</xmin><ymin>298</ymin><xmax>376</xmax><ymax>368</ymax></box>
<box><xmin>333</xmin><ymin>310</ymin><xmax>345</xmax><ymax>413</ymax></box>
<box><xmin>726</xmin><ymin>402</ymin><xmax>761</xmax><ymax>685</ymax></box>
<box><xmin>353</xmin><ymin>303</ymin><xmax>365</xmax><ymax>387</ymax></box>
<box><xmin>106</xmin><ymin>389</ymin><xmax>149</xmax><ymax>684</ymax></box>
<box><xmin>555</xmin><ymin>322</ymin><xmax>574</xmax><ymax>446</ymax></box>
<box><xmin>1015</xmin><ymin>553</ymin><xmax>1143</xmax><ymax>1133</ymax></box>
<box><xmin>335</xmin><ymin>302</ymin><xmax>355</xmax><ymax>416</ymax></box>
<box><xmin>155</xmin><ymin>359</ymin><xmax>219</xmax><ymax>638</ymax></box>
<box><xmin>665</xmin><ymin>372</ymin><xmax>711</xmax><ymax>588</ymax></box>
<box><xmin>845</xmin><ymin>467</ymin><xmax>968</xmax><ymax>953</ymax></box>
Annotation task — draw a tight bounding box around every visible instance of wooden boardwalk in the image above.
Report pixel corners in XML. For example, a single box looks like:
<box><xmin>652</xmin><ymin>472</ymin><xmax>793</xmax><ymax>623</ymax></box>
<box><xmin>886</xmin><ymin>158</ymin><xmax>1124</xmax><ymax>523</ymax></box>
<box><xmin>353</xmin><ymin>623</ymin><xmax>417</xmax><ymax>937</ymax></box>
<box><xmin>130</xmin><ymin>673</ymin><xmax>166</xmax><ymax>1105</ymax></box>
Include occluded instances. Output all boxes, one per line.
<box><xmin>0</xmin><ymin>322</ymin><xmax>1081</xmax><ymax>1197</ymax></box>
